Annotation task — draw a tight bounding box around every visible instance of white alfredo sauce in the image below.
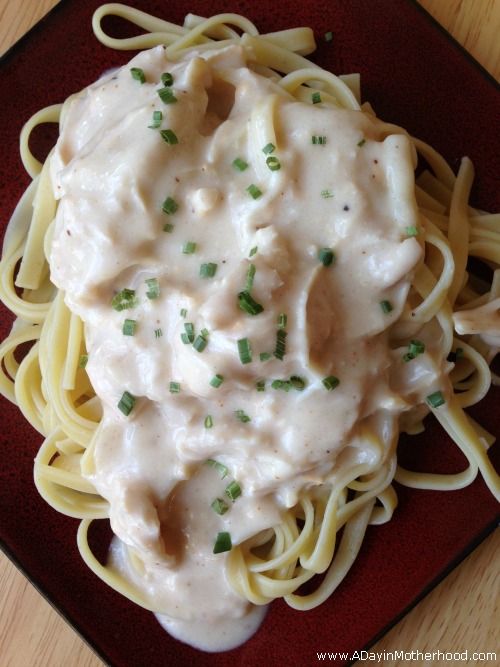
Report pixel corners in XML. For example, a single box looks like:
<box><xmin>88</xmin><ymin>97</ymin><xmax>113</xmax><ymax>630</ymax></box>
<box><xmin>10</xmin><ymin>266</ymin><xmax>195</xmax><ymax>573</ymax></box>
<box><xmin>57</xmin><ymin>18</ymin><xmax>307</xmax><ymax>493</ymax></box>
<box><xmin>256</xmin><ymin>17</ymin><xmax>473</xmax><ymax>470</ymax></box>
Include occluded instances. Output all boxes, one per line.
<box><xmin>49</xmin><ymin>43</ymin><xmax>439</xmax><ymax>651</ymax></box>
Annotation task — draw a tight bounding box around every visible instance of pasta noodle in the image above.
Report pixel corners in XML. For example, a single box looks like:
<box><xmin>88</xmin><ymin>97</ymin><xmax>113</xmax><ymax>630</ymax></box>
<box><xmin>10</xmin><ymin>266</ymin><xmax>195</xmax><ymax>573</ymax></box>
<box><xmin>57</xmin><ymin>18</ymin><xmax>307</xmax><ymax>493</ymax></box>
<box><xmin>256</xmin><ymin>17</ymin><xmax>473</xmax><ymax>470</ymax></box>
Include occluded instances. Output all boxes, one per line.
<box><xmin>0</xmin><ymin>2</ymin><xmax>498</xmax><ymax>652</ymax></box>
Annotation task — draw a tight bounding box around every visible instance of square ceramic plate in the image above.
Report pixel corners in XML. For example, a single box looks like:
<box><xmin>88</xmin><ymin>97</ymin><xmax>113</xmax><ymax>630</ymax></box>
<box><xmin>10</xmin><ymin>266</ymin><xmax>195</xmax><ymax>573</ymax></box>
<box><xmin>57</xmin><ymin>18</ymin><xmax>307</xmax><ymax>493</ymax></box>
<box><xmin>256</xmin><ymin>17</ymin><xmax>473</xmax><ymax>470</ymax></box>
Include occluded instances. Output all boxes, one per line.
<box><xmin>0</xmin><ymin>1</ymin><xmax>498</xmax><ymax>665</ymax></box>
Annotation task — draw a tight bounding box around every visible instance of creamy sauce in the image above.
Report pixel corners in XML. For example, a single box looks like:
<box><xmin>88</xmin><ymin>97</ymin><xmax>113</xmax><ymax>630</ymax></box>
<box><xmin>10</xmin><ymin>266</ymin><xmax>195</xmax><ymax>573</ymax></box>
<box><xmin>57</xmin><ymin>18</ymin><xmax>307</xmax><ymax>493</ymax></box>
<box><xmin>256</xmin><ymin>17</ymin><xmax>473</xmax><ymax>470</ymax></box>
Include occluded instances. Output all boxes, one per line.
<box><xmin>49</xmin><ymin>43</ymin><xmax>442</xmax><ymax>650</ymax></box>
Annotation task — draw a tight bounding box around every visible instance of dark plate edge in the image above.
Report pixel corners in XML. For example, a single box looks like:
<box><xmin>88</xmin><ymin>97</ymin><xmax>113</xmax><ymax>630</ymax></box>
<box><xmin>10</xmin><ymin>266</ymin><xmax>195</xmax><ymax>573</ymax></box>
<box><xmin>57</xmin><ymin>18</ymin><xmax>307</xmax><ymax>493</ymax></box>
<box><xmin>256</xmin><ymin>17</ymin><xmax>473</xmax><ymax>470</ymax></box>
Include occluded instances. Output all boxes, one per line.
<box><xmin>0</xmin><ymin>1</ymin><xmax>498</xmax><ymax>665</ymax></box>
<box><xmin>0</xmin><ymin>535</ymin><xmax>113</xmax><ymax>666</ymax></box>
<box><xmin>409</xmin><ymin>0</ymin><xmax>499</xmax><ymax>88</ymax></box>
<box><xmin>349</xmin><ymin>516</ymin><xmax>500</xmax><ymax>666</ymax></box>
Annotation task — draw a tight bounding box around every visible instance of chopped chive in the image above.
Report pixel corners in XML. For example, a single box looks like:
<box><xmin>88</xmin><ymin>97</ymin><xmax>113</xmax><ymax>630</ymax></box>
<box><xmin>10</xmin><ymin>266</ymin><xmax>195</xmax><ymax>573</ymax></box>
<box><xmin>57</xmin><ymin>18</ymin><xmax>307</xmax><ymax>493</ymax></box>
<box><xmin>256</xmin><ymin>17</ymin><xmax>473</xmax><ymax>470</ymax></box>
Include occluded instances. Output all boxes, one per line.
<box><xmin>455</xmin><ymin>347</ymin><xmax>464</xmax><ymax>361</ymax></box>
<box><xmin>154</xmin><ymin>328</ymin><xmax>162</xmax><ymax>338</ymax></box>
<box><xmin>193</xmin><ymin>334</ymin><xmax>208</xmax><ymax>352</ymax></box>
<box><xmin>274</xmin><ymin>329</ymin><xmax>287</xmax><ymax>360</ymax></box>
<box><xmin>318</xmin><ymin>247</ymin><xmax>335</xmax><ymax>266</ymax></box>
<box><xmin>162</xmin><ymin>196</ymin><xmax>178</xmax><ymax>215</ymax></box>
<box><xmin>211</xmin><ymin>498</ymin><xmax>229</xmax><ymax>515</ymax></box>
<box><xmin>169</xmin><ymin>381</ymin><xmax>181</xmax><ymax>393</ymax></box>
<box><xmin>148</xmin><ymin>110</ymin><xmax>163</xmax><ymax>128</ymax></box>
<box><xmin>405</xmin><ymin>225</ymin><xmax>419</xmax><ymax>236</ymax></box>
<box><xmin>249</xmin><ymin>246</ymin><xmax>258</xmax><ymax>257</ymax></box>
<box><xmin>163</xmin><ymin>222</ymin><xmax>174</xmax><ymax>233</ymax></box>
<box><xmin>180</xmin><ymin>308</ymin><xmax>187</xmax><ymax>317</ymax></box>
<box><xmin>78</xmin><ymin>354</ymin><xmax>88</xmax><ymax>369</ymax></box>
<box><xmin>157</xmin><ymin>86</ymin><xmax>177</xmax><ymax>104</ymax></box>
<box><xmin>210</xmin><ymin>373</ymin><xmax>224</xmax><ymax>388</ymax></box>
<box><xmin>259</xmin><ymin>351</ymin><xmax>273</xmax><ymax>362</ymax></box>
<box><xmin>403</xmin><ymin>352</ymin><xmax>415</xmax><ymax>362</ymax></box>
<box><xmin>321</xmin><ymin>189</ymin><xmax>334</xmax><ymax>198</ymax></box>
<box><xmin>112</xmin><ymin>288</ymin><xmax>138</xmax><ymax>311</ymax></box>
<box><xmin>232</xmin><ymin>157</ymin><xmax>248</xmax><ymax>171</ymax></box>
<box><xmin>427</xmin><ymin>390</ymin><xmax>445</xmax><ymax>408</ymax></box>
<box><xmin>181</xmin><ymin>322</ymin><xmax>195</xmax><ymax>345</ymax></box>
<box><xmin>237</xmin><ymin>291</ymin><xmax>264</xmax><ymax>315</ymax></box>
<box><xmin>290</xmin><ymin>375</ymin><xmax>306</xmax><ymax>390</ymax></box>
<box><xmin>312</xmin><ymin>135</ymin><xmax>327</xmax><ymax>145</ymax></box>
<box><xmin>205</xmin><ymin>459</ymin><xmax>228</xmax><ymax>478</ymax></box>
<box><xmin>278</xmin><ymin>313</ymin><xmax>287</xmax><ymax>328</ymax></box>
<box><xmin>245</xmin><ymin>263</ymin><xmax>256</xmax><ymax>292</ymax></box>
<box><xmin>409</xmin><ymin>339</ymin><xmax>425</xmax><ymax>356</ymax></box>
<box><xmin>237</xmin><ymin>337</ymin><xmax>252</xmax><ymax>364</ymax></box>
<box><xmin>160</xmin><ymin>129</ymin><xmax>179</xmax><ymax>145</ymax></box>
<box><xmin>213</xmin><ymin>531</ymin><xmax>232</xmax><ymax>554</ymax></box>
<box><xmin>199</xmin><ymin>262</ymin><xmax>217</xmax><ymax>278</ymax></box>
<box><xmin>357</xmin><ymin>138</ymin><xmax>366</xmax><ymax>147</ymax></box>
<box><xmin>325</xmin><ymin>31</ymin><xmax>333</xmax><ymax>42</ymax></box>
<box><xmin>380</xmin><ymin>300</ymin><xmax>393</xmax><ymax>313</ymax></box>
<box><xmin>130</xmin><ymin>67</ymin><xmax>145</xmax><ymax>83</ymax></box>
<box><xmin>266</xmin><ymin>156</ymin><xmax>281</xmax><ymax>171</ymax></box>
<box><xmin>262</xmin><ymin>143</ymin><xmax>275</xmax><ymax>155</ymax></box>
<box><xmin>118</xmin><ymin>390</ymin><xmax>136</xmax><ymax>415</ymax></box>
<box><xmin>122</xmin><ymin>319</ymin><xmax>136</xmax><ymax>336</ymax></box>
<box><xmin>200</xmin><ymin>327</ymin><xmax>210</xmax><ymax>338</ymax></box>
<box><xmin>161</xmin><ymin>72</ymin><xmax>174</xmax><ymax>86</ymax></box>
<box><xmin>246</xmin><ymin>184</ymin><xmax>262</xmax><ymax>199</ymax></box>
<box><xmin>312</xmin><ymin>91</ymin><xmax>321</xmax><ymax>104</ymax></box>
<box><xmin>204</xmin><ymin>415</ymin><xmax>213</xmax><ymax>428</ymax></box>
<box><xmin>322</xmin><ymin>375</ymin><xmax>340</xmax><ymax>391</ymax></box>
<box><xmin>225</xmin><ymin>480</ymin><xmax>242</xmax><ymax>501</ymax></box>
<box><xmin>182</xmin><ymin>241</ymin><xmax>197</xmax><ymax>254</ymax></box>
<box><xmin>256</xmin><ymin>380</ymin><xmax>266</xmax><ymax>391</ymax></box>
<box><xmin>145</xmin><ymin>277</ymin><xmax>160</xmax><ymax>299</ymax></box>
<box><xmin>235</xmin><ymin>409</ymin><xmax>251</xmax><ymax>422</ymax></box>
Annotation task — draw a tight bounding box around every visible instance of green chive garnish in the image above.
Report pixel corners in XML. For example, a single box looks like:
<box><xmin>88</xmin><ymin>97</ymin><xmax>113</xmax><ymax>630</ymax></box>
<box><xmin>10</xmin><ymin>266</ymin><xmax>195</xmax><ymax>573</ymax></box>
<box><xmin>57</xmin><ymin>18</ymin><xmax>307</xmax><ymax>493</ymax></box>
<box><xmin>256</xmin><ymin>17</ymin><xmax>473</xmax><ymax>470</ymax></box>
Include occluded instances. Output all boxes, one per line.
<box><xmin>122</xmin><ymin>319</ymin><xmax>136</xmax><ymax>336</ymax></box>
<box><xmin>183</xmin><ymin>322</ymin><xmax>195</xmax><ymax>343</ymax></box>
<box><xmin>237</xmin><ymin>291</ymin><xmax>264</xmax><ymax>315</ymax></box>
<box><xmin>213</xmin><ymin>531</ymin><xmax>232</xmax><ymax>554</ymax></box>
<box><xmin>325</xmin><ymin>31</ymin><xmax>333</xmax><ymax>42</ymax></box>
<box><xmin>205</xmin><ymin>459</ymin><xmax>228</xmax><ymax>478</ymax></box>
<box><xmin>160</xmin><ymin>129</ymin><xmax>179</xmax><ymax>145</ymax></box>
<box><xmin>262</xmin><ymin>143</ymin><xmax>275</xmax><ymax>155</ymax></box>
<box><xmin>204</xmin><ymin>415</ymin><xmax>213</xmax><ymax>428</ymax></box>
<box><xmin>249</xmin><ymin>246</ymin><xmax>258</xmax><ymax>257</ymax></box>
<box><xmin>161</xmin><ymin>72</ymin><xmax>174</xmax><ymax>86</ymax></box>
<box><xmin>380</xmin><ymin>300</ymin><xmax>393</xmax><ymax>313</ymax></box>
<box><xmin>210</xmin><ymin>374</ymin><xmax>224</xmax><ymax>388</ymax></box>
<box><xmin>193</xmin><ymin>334</ymin><xmax>208</xmax><ymax>352</ymax></box>
<box><xmin>266</xmin><ymin>156</ymin><xmax>281</xmax><ymax>171</ymax></box>
<box><xmin>318</xmin><ymin>248</ymin><xmax>335</xmax><ymax>266</ymax></box>
<box><xmin>79</xmin><ymin>354</ymin><xmax>88</xmax><ymax>369</ymax></box>
<box><xmin>405</xmin><ymin>225</ymin><xmax>419</xmax><ymax>236</ymax></box>
<box><xmin>157</xmin><ymin>86</ymin><xmax>177</xmax><ymax>104</ymax></box>
<box><xmin>409</xmin><ymin>339</ymin><xmax>425</xmax><ymax>356</ymax></box>
<box><xmin>145</xmin><ymin>278</ymin><xmax>160</xmax><ymax>299</ymax></box>
<box><xmin>148</xmin><ymin>110</ymin><xmax>163</xmax><ymax>128</ymax></box>
<box><xmin>163</xmin><ymin>222</ymin><xmax>174</xmax><ymax>233</ymax></box>
<box><xmin>225</xmin><ymin>480</ymin><xmax>242</xmax><ymax>501</ymax></box>
<box><xmin>199</xmin><ymin>262</ymin><xmax>217</xmax><ymax>278</ymax></box>
<box><xmin>180</xmin><ymin>308</ymin><xmax>187</xmax><ymax>317</ymax></box>
<box><xmin>237</xmin><ymin>337</ymin><xmax>252</xmax><ymax>364</ymax></box>
<box><xmin>259</xmin><ymin>351</ymin><xmax>273</xmax><ymax>362</ymax></box>
<box><xmin>278</xmin><ymin>313</ymin><xmax>287</xmax><ymax>328</ymax></box>
<box><xmin>169</xmin><ymin>381</ymin><xmax>181</xmax><ymax>393</ymax></box>
<box><xmin>357</xmin><ymin>138</ymin><xmax>366</xmax><ymax>147</ymax></box>
<box><xmin>162</xmin><ymin>196</ymin><xmax>178</xmax><ymax>215</ymax></box>
<box><xmin>312</xmin><ymin>91</ymin><xmax>321</xmax><ymax>104</ymax></box>
<box><xmin>256</xmin><ymin>380</ymin><xmax>266</xmax><ymax>391</ymax></box>
<box><xmin>130</xmin><ymin>67</ymin><xmax>145</xmax><ymax>83</ymax></box>
<box><xmin>155</xmin><ymin>328</ymin><xmax>162</xmax><ymax>338</ymax></box>
<box><xmin>312</xmin><ymin>135</ymin><xmax>327</xmax><ymax>145</ymax></box>
<box><xmin>322</xmin><ymin>375</ymin><xmax>340</xmax><ymax>391</ymax></box>
<box><xmin>290</xmin><ymin>375</ymin><xmax>306</xmax><ymax>390</ymax></box>
<box><xmin>246</xmin><ymin>184</ymin><xmax>262</xmax><ymax>199</ymax></box>
<box><xmin>182</xmin><ymin>241</ymin><xmax>197</xmax><ymax>254</ymax></box>
<box><xmin>274</xmin><ymin>329</ymin><xmax>287</xmax><ymax>360</ymax></box>
<box><xmin>321</xmin><ymin>189</ymin><xmax>334</xmax><ymax>198</ymax></box>
<box><xmin>232</xmin><ymin>157</ymin><xmax>248</xmax><ymax>171</ymax></box>
<box><xmin>427</xmin><ymin>390</ymin><xmax>445</xmax><ymax>408</ymax></box>
<box><xmin>112</xmin><ymin>288</ymin><xmax>138</xmax><ymax>311</ymax></box>
<box><xmin>118</xmin><ymin>390</ymin><xmax>136</xmax><ymax>415</ymax></box>
<box><xmin>211</xmin><ymin>498</ymin><xmax>229</xmax><ymax>515</ymax></box>
<box><xmin>235</xmin><ymin>410</ymin><xmax>251</xmax><ymax>422</ymax></box>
